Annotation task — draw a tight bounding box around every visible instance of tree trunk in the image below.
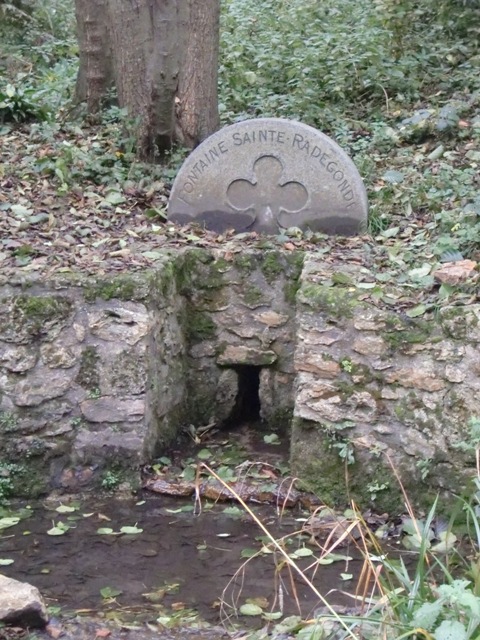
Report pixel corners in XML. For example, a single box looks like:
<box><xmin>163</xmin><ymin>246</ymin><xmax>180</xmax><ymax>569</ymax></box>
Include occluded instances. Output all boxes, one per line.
<box><xmin>74</xmin><ymin>0</ymin><xmax>113</xmax><ymax>112</ymax></box>
<box><xmin>176</xmin><ymin>0</ymin><xmax>220</xmax><ymax>147</ymax></box>
<box><xmin>74</xmin><ymin>0</ymin><xmax>220</xmax><ymax>159</ymax></box>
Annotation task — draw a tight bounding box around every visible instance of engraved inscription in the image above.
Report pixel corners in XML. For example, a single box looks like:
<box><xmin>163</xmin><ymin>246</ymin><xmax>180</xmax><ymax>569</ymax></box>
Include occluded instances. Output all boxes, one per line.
<box><xmin>181</xmin><ymin>140</ymin><xmax>229</xmax><ymax>196</ymax></box>
<box><xmin>292</xmin><ymin>133</ymin><xmax>355</xmax><ymax>208</ymax></box>
<box><xmin>232</xmin><ymin>129</ymin><xmax>286</xmax><ymax>145</ymax></box>
<box><xmin>227</xmin><ymin>156</ymin><xmax>308</xmax><ymax>227</ymax></box>
<box><xmin>168</xmin><ymin>118</ymin><xmax>368</xmax><ymax>235</ymax></box>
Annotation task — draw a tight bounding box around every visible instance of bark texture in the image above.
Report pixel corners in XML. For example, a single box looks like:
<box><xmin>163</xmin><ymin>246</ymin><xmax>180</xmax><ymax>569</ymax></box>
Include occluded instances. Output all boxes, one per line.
<box><xmin>74</xmin><ymin>0</ymin><xmax>220</xmax><ymax>158</ymax></box>
<box><xmin>176</xmin><ymin>0</ymin><xmax>220</xmax><ymax>147</ymax></box>
<box><xmin>74</xmin><ymin>0</ymin><xmax>113</xmax><ymax>111</ymax></box>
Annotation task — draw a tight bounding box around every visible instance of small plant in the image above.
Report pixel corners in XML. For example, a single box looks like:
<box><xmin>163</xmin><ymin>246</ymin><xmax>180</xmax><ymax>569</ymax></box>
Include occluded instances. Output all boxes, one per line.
<box><xmin>101</xmin><ymin>470</ymin><xmax>122</xmax><ymax>491</ymax></box>
<box><xmin>340</xmin><ymin>358</ymin><xmax>353</xmax><ymax>373</ymax></box>
<box><xmin>0</xmin><ymin>411</ymin><xmax>17</xmax><ymax>432</ymax></box>
<box><xmin>0</xmin><ymin>462</ymin><xmax>24</xmax><ymax>504</ymax></box>
<box><xmin>0</xmin><ymin>79</ymin><xmax>49</xmax><ymax>123</ymax></box>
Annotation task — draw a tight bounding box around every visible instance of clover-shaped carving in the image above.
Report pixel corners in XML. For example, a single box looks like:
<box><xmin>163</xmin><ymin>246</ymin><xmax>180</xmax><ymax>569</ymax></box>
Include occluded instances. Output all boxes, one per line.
<box><xmin>226</xmin><ymin>155</ymin><xmax>308</xmax><ymax>228</ymax></box>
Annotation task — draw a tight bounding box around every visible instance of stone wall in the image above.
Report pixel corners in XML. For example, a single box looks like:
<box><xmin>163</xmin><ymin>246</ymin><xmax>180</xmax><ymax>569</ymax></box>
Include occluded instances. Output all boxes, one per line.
<box><xmin>291</xmin><ymin>255</ymin><xmax>480</xmax><ymax>508</ymax></box>
<box><xmin>0</xmin><ymin>249</ymin><xmax>478</xmax><ymax>508</ymax></box>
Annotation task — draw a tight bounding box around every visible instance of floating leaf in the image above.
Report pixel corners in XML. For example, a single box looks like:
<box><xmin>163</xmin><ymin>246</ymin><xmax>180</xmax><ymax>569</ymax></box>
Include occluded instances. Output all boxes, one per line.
<box><xmin>100</xmin><ymin>586</ymin><xmax>123</xmax><ymax>599</ymax></box>
<box><xmin>263</xmin><ymin>433</ymin><xmax>280</xmax><ymax>445</ymax></box>
<box><xmin>0</xmin><ymin>517</ymin><xmax>20</xmax><ymax>530</ymax></box>
<box><xmin>292</xmin><ymin>547</ymin><xmax>314</xmax><ymax>558</ymax></box>
<box><xmin>97</xmin><ymin>527</ymin><xmax>116</xmax><ymax>535</ymax></box>
<box><xmin>239</xmin><ymin>603</ymin><xmax>263</xmax><ymax>616</ymax></box>
<box><xmin>240</xmin><ymin>548</ymin><xmax>258</xmax><ymax>559</ymax></box>
<box><xmin>0</xmin><ymin>558</ymin><xmax>14</xmax><ymax>565</ymax></box>
<box><xmin>119</xmin><ymin>525</ymin><xmax>143</xmax><ymax>535</ymax></box>
<box><xmin>55</xmin><ymin>505</ymin><xmax>76</xmax><ymax>514</ymax></box>
<box><xmin>47</xmin><ymin>522</ymin><xmax>70</xmax><ymax>536</ymax></box>
<box><xmin>263</xmin><ymin>611</ymin><xmax>283</xmax><ymax>621</ymax></box>
<box><xmin>318</xmin><ymin>553</ymin><xmax>352</xmax><ymax>565</ymax></box>
<box><xmin>340</xmin><ymin>573</ymin><xmax>353</xmax><ymax>581</ymax></box>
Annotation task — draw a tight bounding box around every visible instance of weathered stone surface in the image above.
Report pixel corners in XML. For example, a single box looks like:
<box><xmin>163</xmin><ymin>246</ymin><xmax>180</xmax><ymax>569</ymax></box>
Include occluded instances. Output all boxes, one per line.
<box><xmin>0</xmin><ymin>344</ymin><xmax>38</xmax><ymax>372</ymax></box>
<box><xmin>352</xmin><ymin>335</ymin><xmax>386</xmax><ymax>356</ymax></box>
<box><xmin>0</xmin><ymin>574</ymin><xmax>48</xmax><ymax>628</ymax></box>
<box><xmin>384</xmin><ymin>366</ymin><xmax>446</xmax><ymax>392</ymax></box>
<box><xmin>255</xmin><ymin>311</ymin><xmax>289</xmax><ymax>327</ymax></box>
<box><xmin>88</xmin><ymin>302</ymin><xmax>150</xmax><ymax>346</ymax></box>
<box><xmin>14</xmin><ymin>367</ymin><xmax>76</xmax><ymax>407</ymax></box>
<box><xmin>294</xmin><ymin>351</ymin><xmax>341</xmax><ymax>378</ymax></box>
<box><xmin>168</xmin><ymin>118</ymin><xmax>368</xmax><ymax>235</ymax></box>
<box><xmin>80</xmin><ymin>397</ymin><xmax>145</xmax><ymax>423</ymax></box>
<box><xmin>73</xmin><ymin>426</ymin><xmax>144</xmax><ymax>462</ymax></box>
<box><xmin>0</xmin><ymin>295</ymin><xmax>73</xmax><ymax>344</ymax></box>
<box><xmin>40</xmin><ymin>343</ymin><xmax>81</xmax><ymax>368</ymax></box>
<box><xmin>216</xmin><ymin>345</ymin><xmax>277</xmax><ymax>366</ymax></box>
<box><xmin>433</xmin><ymin>260</ymin><xmax>477</xmax><ymax>285</ymax></box>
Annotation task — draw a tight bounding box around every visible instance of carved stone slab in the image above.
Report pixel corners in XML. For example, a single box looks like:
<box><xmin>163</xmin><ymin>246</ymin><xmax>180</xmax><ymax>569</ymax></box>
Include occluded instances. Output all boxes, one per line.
<box><xmin>168</xmin><ymin>118</ymin><xmax>368</xmax><ymax>235</ymax></box>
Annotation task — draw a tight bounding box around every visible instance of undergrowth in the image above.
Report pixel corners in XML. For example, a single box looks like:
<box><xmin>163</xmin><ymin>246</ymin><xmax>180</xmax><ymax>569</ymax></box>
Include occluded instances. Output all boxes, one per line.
<box><xmin>1</xmin><ymin>0</ymin><xmax>479</xmax><ymax>260</ymax></box>
<box><xmin>203</xmin><ymin>417</ymin><xmax>480</xmax><ymax>640</ymax></box>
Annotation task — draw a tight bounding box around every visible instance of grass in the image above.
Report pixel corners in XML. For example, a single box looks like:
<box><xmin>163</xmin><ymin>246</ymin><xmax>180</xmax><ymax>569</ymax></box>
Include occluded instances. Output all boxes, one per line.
<box><xmin>199</xmin><ymin>420</ymin><xmax>480</xmax><ymax>640</ymax></box>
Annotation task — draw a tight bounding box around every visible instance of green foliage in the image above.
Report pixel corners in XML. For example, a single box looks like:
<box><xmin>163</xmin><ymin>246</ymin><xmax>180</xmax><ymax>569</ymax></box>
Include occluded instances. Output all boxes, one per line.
<box><xmin>101</xmin><ymin>470</ymin><xmax>122</xmax><ymax>491</ymax></box>
<box><xmin>0</xmin><ymin>462</ymin><xmax>24</xmax><ymax>504</ymax></box>
<box><xmin>0</xmin><ymin>78</ymin><xmax>48</xmax><ymax>122</ymax></box>
<box><xmin>219</xmin><ymin>0</ymin><xmax>480</xmax><ymax>125</ymax></box>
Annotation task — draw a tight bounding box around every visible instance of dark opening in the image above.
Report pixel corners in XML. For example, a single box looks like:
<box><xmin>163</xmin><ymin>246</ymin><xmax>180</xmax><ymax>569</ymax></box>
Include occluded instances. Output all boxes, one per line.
<box><xmin>223</xmin><ymin>365</ymin><xmax>261</xmax><ymax>427</ymax></box>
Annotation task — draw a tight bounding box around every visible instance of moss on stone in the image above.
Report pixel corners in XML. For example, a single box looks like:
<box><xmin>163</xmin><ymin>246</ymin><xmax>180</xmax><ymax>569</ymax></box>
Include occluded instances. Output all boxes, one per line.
<box><xmin>0</xmin><ymin>458</ymin><xmax>48</xmax><ymax>499</ymax></box>
<box><xmin>260</xmin><ymin>251</ymin><xmax>285</xmax><ymax>283</ymax></box>
<box><xmin>439</xmin><ymin>306</ymin><xmax>476</xmax><ymax>340</ymax></box>
<box><xmin>154</xmin><ymin>260</ymin><xmax>177</xmax><ymax>299</ymax></box>
<box><xmin>266</xmin><ymin>406</ymin><xmax>293</xmax><ymax>433</ymax></box>
<box><xmin>12</xmin><ymin>294</ymin><xmax>72</xmax><ymax>337</ymax></box>
<box><xmin>243</xmin><ymin>285</ymin><xmax>265</xmax><ymax>307</ymax></box>
<box><xmin>84</xmin><ymin>275</ymin><xmax>144</xmax><ymax>302</ymax></box>
<box><xmin>234</xmin><ymin>254</ymin><xmax>257</xmax><ymax>273</ymax></box>
<box><xmin>176</xmin><ymin>249</ymin><xmax>227</xmax><ymax>293</ymax></box>
<box><xmin>185</xmin><ymin>309</ymin><xmax>216</xmax><ymax>342</ymax></box>
<box><xmin>291</xmin><ymin>417</ymin><xmax>406</xmax><ymax>512</ymax></box>
<box><xmin>299</xmin><ymin>283</ymin><xmax>357</xmax><ymax>318</ymax></box>
<box><xmin>76</xmin><ymin>346</ymin><xmax>100</xmax><ymax>391</ymax></box>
